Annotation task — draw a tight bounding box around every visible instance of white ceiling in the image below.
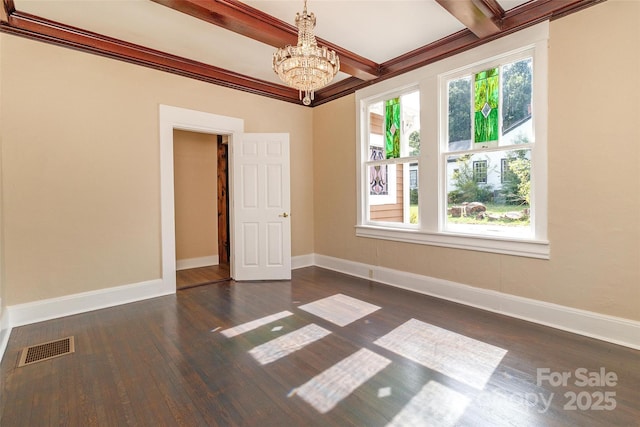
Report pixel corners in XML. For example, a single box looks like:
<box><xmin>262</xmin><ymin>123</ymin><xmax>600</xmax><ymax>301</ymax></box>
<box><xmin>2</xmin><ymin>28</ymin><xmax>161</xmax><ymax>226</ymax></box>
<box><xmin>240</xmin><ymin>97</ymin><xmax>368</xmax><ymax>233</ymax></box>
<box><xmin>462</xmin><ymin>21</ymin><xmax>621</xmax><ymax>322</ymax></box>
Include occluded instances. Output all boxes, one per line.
<box><xmin>14</xmin><ymin>0</ymin><xmax>532</xmax><ymax>87</ymax></box>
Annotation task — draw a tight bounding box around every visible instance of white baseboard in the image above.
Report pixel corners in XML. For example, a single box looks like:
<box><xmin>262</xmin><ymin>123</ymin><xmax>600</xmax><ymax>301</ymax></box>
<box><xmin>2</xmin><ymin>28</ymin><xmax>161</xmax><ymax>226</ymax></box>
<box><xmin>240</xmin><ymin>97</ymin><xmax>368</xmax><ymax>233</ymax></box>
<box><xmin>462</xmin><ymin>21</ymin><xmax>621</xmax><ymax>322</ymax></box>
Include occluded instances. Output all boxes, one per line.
<box><xmin>7</xmin><ymin>278</ymin><xmax>172</xmax><ymax>328</ymax></box>
<box><xmin>3</xmin><ymin>252</ymin><xmax>315</xmax><ymax>333</ymax></box>
<box><xmin>314</xmin><ymin>254</ymin><xmax>640</xmax><ymax>350</ymax></box>
<box><xmin>3</xmin><ymin>251</ymin><xmax>637</xmax><ymax>366</ymax></box>
<box><xmin>176</xmin><ymin>255</ymin><xmax>219</xmax><ymax>271</ymax></box>
<box><xmin>292</xmin><ymin>253</ymin><xmax>315</xmax><ymax>269</ymax></box>
<box><xmin>0</xmin><ymin>308</ymin><xmax>10</xmax><ymax>364</ymax></box>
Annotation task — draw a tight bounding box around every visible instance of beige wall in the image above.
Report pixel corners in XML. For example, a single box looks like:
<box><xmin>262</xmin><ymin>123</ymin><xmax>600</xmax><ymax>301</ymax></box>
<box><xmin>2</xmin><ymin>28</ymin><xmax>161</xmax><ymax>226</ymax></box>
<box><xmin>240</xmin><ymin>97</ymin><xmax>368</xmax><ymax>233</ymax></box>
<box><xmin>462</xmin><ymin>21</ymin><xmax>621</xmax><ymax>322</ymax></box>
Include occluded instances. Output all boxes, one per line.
<box><xmin>0</xmin><ymin>32</ymin><xmax>4</xmax><ymax>322</ymax></box>
<box><xmin>313</xmin><ymin>0</ymin><xmax>640</xmax><ymax>321</ymax></box>
<box><xmin>173</xmin><ymin>130</ymin><xmax>218</xmax><ymax>262</ymax></box>
<box><xmin>0</xmin><ymin>35</ymin><xmax>313</xmax><ymax>305</ymax></box>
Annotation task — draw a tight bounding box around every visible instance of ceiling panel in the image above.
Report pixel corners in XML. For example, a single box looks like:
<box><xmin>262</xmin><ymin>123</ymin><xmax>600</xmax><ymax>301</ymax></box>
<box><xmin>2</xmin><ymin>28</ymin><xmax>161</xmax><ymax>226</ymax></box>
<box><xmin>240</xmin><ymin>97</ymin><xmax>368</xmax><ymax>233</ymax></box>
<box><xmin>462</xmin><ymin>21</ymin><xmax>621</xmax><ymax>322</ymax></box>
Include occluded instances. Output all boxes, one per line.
<box><xmin>498</xmin><ymin>0</ymin><xmax>533</xmax><ymax>11</ymax></box>
<box><xmin>243</xmin><ymin>1</ymin><xmax>466</xmax><ymax>63</ymax></box>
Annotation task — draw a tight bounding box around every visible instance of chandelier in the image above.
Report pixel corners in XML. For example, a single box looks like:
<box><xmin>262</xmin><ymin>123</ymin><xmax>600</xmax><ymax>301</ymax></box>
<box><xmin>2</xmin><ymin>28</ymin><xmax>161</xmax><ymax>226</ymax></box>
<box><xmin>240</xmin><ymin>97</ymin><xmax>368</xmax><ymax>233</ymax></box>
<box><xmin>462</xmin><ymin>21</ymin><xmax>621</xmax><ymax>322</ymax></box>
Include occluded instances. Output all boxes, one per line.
<box><xmin>272</xmin><ymin>0</ymin><xmax>340</xmax><ymax>106</ymax></box>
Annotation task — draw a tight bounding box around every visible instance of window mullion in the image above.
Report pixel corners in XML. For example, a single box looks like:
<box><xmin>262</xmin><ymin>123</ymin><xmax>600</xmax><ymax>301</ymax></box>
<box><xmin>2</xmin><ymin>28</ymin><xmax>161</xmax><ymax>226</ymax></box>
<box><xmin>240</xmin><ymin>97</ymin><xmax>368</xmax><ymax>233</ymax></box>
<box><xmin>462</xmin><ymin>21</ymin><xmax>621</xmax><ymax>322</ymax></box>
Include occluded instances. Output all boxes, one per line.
<box><xmin>421</xmin><ymin>76</ymin><xmax>440</xmax><ymax>233</ymax></box>
<box><xmin>365</xmin><ymin>156</ymin><xmax>419</xmax><ymax>167</ymax></box>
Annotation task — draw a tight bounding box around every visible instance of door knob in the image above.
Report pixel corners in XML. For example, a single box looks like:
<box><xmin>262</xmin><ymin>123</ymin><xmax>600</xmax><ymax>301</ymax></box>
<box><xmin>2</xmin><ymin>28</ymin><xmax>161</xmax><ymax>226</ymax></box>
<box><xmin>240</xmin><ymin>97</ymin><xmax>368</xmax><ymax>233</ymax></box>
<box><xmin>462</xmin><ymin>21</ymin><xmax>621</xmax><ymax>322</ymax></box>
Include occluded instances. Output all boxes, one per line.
<box><xmin>279</xmin><ymin>212</ymin><xmax>289</xmax><ymax>218</ymax></box>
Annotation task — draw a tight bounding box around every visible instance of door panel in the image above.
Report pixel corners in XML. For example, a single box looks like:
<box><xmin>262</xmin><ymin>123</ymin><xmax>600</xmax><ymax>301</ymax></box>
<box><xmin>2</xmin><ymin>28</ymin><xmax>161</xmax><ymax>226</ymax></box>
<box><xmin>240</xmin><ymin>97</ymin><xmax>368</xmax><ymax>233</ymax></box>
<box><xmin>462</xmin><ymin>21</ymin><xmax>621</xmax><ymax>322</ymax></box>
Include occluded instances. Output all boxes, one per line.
<box><xmin>231</xmin><ymin>133</ymin><xmax>291</xmax><ymax>280</ymax></box>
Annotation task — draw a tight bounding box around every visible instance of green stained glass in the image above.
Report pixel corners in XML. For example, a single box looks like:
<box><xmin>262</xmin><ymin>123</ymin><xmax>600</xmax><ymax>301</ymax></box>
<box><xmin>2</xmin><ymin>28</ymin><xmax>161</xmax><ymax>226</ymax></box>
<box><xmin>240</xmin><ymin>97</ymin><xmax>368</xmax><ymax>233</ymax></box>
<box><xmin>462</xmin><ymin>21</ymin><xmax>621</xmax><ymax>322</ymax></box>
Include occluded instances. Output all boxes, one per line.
<box><xmin>385</xmin><ymin>98</ymin><xmax>401</xmax><ymax>159</ymax></box>
<box><xmin>474</xmin><ymin>67</ymin><xmax>499</xmax><ymax>143</ymax></box>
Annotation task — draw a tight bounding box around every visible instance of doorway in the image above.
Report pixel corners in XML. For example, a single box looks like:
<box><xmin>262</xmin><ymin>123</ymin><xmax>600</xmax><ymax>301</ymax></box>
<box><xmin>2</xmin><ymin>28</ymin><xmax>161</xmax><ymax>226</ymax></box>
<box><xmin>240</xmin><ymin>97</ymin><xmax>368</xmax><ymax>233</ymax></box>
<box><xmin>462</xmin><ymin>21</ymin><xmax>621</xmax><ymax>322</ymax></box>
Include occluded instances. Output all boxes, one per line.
<box><xmin>173</xmin><ymin>131</ymin><xmax>231</xmax><ymax>289</ymax></box>
<box><xmin>159</xmin><ymin>105</ymin><xmax>291</xmax><ymax>293</ymax></box>
<box><xmin>159</xmin><ymin>105</ymin><xmax>244</xmax><ymax>295</ymax></box>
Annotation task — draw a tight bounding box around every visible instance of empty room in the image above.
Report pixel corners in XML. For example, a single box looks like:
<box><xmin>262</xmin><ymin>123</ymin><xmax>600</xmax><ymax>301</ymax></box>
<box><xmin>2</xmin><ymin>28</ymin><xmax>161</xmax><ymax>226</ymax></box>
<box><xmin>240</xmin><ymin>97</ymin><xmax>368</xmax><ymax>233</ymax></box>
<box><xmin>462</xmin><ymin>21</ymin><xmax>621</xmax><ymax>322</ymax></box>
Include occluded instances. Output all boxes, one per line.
<box><xmin>0</xmin><ymin>0</ymin><xmax>638</xmax><ymax>425</ymax></box>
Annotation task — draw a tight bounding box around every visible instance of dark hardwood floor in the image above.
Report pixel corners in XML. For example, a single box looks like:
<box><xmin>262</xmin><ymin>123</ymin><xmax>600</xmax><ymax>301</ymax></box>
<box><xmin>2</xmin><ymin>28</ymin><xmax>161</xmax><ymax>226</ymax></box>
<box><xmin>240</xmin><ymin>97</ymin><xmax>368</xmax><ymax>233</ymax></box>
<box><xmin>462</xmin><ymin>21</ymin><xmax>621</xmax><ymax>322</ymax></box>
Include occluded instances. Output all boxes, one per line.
<box><xmin>1</xmin><ymin>267</ymin><xmax>638</xmax><ymax>426</ymax></box>
<box><xmin>176</xmin><ymin>263</ymin><xmax>231</xmax><ymax>290</ymax></box>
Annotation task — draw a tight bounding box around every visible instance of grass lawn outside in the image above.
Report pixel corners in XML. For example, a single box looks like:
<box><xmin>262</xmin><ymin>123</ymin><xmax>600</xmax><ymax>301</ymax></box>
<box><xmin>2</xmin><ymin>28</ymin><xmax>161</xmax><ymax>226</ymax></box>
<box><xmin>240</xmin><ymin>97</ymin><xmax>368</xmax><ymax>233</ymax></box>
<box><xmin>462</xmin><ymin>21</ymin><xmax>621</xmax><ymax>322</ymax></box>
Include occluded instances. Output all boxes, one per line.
<box><xmin>410</xmin><ymin>203</ymin><xmax>530</xmax><ymax>226</ymax></box>
<box><xmin>448</xmin><ymin>203</ymin><xmax>529</xmax><ymax>226</ymax></box>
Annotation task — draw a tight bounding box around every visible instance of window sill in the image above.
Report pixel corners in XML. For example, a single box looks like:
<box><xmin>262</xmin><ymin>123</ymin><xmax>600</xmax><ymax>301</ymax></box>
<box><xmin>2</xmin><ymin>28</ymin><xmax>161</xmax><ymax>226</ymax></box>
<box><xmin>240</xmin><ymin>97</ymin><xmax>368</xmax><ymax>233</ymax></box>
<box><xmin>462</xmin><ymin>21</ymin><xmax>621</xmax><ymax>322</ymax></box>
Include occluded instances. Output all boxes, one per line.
<box><xmin>355</xmin><ymin>225</ymin><xmax>550</xmax><ymax>259</ymax></box>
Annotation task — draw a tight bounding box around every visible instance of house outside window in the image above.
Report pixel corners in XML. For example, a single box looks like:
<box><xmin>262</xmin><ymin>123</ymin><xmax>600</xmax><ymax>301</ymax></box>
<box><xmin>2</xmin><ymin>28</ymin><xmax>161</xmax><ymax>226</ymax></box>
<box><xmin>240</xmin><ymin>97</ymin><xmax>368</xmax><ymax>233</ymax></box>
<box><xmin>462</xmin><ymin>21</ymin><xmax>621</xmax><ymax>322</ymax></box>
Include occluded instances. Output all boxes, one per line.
<box><xmin>356</xmin><ymin>23</ymin><xmax>549</xmax><ymax>259</ymax></box>
<box><xmin>473</xmin><ymin>160</ymin><xmax>488</xmax><ymax>184</ymax></box>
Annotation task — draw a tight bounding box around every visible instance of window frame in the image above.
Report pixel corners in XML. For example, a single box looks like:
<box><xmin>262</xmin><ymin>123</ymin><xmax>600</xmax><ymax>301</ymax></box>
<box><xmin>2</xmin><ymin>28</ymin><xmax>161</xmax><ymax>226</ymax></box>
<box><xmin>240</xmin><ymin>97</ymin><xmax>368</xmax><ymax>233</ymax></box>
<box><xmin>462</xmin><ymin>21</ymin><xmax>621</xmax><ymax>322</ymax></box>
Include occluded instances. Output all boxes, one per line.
<box><xmin>355</xmin><ymin>22</ymin><xmax>549</xmax><ymax>259</ymax></box>
<box><xmin>362</xmin><ymin>88</ymin><xmax>421</xmax><ymax>227</ymax></box>
<box><xmin>473</xmin><ymin>160</ymin><xmax>488</xmax><ymax>184</ymax></box>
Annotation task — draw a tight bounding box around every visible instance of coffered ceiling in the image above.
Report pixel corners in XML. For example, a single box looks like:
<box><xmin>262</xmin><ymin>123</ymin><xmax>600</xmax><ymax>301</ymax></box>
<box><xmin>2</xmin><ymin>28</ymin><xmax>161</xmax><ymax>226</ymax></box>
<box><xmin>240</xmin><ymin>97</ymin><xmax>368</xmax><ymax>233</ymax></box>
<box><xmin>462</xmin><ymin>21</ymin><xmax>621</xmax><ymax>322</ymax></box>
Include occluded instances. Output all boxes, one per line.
<box><xmin>1</xmin><ymin>0</ymin><xmax>602</xmax><ymax>106</ymax></box>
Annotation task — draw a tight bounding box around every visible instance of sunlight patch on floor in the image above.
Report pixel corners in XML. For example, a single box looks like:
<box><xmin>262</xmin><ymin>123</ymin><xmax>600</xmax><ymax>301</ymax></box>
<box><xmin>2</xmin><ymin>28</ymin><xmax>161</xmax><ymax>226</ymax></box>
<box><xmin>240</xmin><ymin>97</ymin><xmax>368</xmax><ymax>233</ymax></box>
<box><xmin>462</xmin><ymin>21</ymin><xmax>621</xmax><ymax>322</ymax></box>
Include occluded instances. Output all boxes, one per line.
<box><xmin>249</xmin><ymin>323</ymin><xmax>331</xmax><ymax>365</ymax></box>
<box><xmin>291</xmin><ymin>348</ymin><xmax>391</xmax><ymax>413</ymax></box>
<box><xmin>221</xmin><ymin>310</ymin><xmax>293</xmax><ymax>338</ymax></box>
<box><xmin>387</xmin><ymin>381</ymin><xmax>470</xmax><ymax>427</ymax></box>
<box><xmin>298</xmin><ymin>294</ymin><xmax>381</xmax><ymax>326</ymax></box>
<box><xmin>374</xmin><ymin>318</ymin><xmax>507</xmax><ymax>389</ymax></box>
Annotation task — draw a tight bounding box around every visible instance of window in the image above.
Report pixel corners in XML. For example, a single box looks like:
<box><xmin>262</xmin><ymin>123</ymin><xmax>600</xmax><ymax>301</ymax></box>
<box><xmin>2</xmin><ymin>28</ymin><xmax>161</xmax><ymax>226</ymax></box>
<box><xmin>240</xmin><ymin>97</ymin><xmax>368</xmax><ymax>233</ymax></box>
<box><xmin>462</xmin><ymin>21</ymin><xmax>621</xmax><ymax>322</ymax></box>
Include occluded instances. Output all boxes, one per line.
<box><xmin>473</xmin><ymin>160</ymin><xmax>488</xmax><ymax>184</ymax></box>
<box><xmin>409</xmin><ymin>165</ymin><xmax>418</xmax><ymax>189</ymax></box>
<box><xmin>364</xmin><ymin>91</ymin><xmax>420</xmax><ymax>224</ymax></box>
<box><xmin>500</xmin><ymin>158</ymin><xmax>510</xmax><ymax>183</ymax></box>
<box><xmin>356</xmin><ymin>23</ymin><xmax>549</xmax><ymax>259</ymax></box>
<box><xmin>444</xmin><ymin>57</ymin><xmax>534</xmax><ymax>238</ymax></box>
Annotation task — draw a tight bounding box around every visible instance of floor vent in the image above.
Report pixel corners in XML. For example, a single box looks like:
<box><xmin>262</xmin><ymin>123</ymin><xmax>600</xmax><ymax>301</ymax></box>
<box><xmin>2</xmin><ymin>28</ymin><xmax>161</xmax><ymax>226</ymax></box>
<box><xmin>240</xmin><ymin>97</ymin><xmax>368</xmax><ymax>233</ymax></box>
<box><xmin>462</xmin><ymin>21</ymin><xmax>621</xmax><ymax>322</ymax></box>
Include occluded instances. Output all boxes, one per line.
<box><xmin>18</xmin><ymin>336</ymin><xmax>75</xmax><ymax>367</ymax></box>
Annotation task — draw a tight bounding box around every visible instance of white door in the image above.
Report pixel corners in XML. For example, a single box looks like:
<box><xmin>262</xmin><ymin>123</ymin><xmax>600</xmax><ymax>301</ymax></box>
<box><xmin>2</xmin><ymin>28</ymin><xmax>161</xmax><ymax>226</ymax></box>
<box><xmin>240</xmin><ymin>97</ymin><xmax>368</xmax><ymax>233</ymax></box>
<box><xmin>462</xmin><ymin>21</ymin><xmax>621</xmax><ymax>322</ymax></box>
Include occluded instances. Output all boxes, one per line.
<box><xmin>230</xmin><ymin>133</ymin><xmax>291</xmax><ymax>281</ymax></box>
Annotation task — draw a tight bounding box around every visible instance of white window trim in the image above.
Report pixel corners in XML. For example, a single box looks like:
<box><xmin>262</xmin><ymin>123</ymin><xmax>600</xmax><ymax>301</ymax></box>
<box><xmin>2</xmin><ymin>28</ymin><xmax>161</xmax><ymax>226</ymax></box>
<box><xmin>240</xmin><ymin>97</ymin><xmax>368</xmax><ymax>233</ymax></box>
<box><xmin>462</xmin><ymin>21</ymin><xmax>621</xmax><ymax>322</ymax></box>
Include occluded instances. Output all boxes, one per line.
<box><xmin>355</xmin><ymin>22</ymin><xmax>550</xmax><ymax>259</ymax></box>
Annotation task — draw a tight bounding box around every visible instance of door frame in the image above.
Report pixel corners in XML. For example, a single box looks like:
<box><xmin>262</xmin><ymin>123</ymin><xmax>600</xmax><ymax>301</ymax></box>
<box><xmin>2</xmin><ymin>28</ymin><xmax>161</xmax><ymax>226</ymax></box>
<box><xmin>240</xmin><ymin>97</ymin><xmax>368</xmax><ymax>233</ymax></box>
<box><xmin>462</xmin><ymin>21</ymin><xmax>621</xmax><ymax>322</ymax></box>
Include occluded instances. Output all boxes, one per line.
<box><xmin>159</xmin><ymin>105</ymin><xmax>244</xmax><ymax>294</ymax></box>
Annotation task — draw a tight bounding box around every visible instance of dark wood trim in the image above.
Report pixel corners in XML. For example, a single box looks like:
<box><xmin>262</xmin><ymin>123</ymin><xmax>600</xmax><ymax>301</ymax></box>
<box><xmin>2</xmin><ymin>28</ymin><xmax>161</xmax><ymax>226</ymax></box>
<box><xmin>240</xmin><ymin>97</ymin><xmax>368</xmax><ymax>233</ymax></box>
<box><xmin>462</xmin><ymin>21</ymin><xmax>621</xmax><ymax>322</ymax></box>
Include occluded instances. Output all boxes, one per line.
<box><xmin>217</xmin><ymin>136</ymin><xmax>230</xmax><ymax>265</ymax></box>
<box><xmin>0</xmin><ymin>10</ymin><xmax>302</xmax><ymax>104</ymax></box>
<box><xmin>313</xmin><ymin>30</ymin><xmax>482</xmax><ymax>106</ymax></box>
<box><xmin>435</xmin><ymin>0</ymin><xmax>502</xmax><ymax>38</ymax></box>
<box><xmin>381</xmin><ymin>30</ymin><xmax>482</xmax><ymax>78</ymax></box>
<box><xmin>0</xmin><ymin>0</ymin><xmax>604</xmax><ymax>107</ymax></box>
<box><xmin>314</xmin><ymin>0</ymin><xmax>604</xmax><ymax>106</ymax></box>
<box><xmin>150</xmin><ymin>0</ymin><xmax>380</xmax><ymax>81</ymax></box>
<box><xmin>503</xmin><ymin>0</ymin><xmax>607</xmax><ymax>27</ymax></box>
<box><xmin>478</xmin><ymin>0</ymin><xmax>507</xmax><ymax>21</ymax></box>
<box><xmin>312</xmin><ymin>76</ymin><xmax>371</xmax><ymax>105</ymax></box>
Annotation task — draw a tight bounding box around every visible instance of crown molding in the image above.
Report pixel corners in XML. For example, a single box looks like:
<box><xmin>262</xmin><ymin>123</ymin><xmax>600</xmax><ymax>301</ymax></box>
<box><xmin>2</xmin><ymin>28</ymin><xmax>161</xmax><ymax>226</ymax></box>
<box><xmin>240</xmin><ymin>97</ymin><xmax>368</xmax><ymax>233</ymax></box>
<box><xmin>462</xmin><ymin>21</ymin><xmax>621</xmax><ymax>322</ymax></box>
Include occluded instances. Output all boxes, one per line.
<box><xmin>0</xmin><ymin>0</ymin><xmax>605</xmax><ymax>107</ymax></box>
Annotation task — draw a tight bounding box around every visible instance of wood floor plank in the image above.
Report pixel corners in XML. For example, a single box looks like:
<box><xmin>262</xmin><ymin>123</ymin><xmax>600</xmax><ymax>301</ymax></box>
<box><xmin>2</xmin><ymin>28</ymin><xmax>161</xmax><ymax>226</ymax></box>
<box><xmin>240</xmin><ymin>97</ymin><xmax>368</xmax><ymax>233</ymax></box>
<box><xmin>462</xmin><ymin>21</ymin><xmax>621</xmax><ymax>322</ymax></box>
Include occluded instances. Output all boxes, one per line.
<box><xmin>1</xmin><ymin>266</ymin><xmax>638</xmax><ymax>426</ymax></box>
<box><xmin>176</xmin><ymin>264</ymin><xmax>230</xmax><ymax>290</ymax></box>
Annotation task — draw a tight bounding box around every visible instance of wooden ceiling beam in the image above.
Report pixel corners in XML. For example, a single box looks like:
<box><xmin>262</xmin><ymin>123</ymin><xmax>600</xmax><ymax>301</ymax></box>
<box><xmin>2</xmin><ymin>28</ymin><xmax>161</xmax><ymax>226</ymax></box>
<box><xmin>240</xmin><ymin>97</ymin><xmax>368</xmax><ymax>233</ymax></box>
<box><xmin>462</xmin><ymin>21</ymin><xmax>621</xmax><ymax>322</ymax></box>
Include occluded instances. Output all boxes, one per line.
<box><xmin>150</xmin><ymin>0</ymin><xmax>380</xmax><ymax>81</ymax></box>
<box><xmin>435</xmin><ymin>0</ymin><xmax>503</xmax><ymax>38</ymax></box>
<box><xmin>0</xmin><ymin>11</ymin><xmax>301</xmax><ymax>103</ymax></box>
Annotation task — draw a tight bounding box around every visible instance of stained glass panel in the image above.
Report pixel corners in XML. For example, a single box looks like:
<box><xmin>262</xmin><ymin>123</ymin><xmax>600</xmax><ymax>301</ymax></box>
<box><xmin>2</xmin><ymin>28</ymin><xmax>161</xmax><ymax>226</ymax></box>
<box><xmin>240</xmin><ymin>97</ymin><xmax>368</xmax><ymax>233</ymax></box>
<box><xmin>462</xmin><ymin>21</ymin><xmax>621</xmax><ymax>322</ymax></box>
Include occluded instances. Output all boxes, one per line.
<box><xmin>385</xmin><ymin>98</ymin><xmax>401</xmax><ymax>158</ymax></box>
<box><xmin>474</xmin><ymin>68</ymin><xmax>499</xmax><ymax>144</ymax></box>
<box><xmin>369</xmin><ymin>147</ymin><xmax>387</xmax><ymax>196</ymax></box>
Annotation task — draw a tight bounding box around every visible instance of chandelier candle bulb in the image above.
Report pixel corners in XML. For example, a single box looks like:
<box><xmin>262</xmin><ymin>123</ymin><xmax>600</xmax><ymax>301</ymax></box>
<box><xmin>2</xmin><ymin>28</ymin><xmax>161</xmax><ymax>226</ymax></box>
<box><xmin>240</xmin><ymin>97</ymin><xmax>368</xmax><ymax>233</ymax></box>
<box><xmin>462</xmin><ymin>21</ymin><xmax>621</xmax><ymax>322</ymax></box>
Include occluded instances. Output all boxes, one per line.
<box><xmin>273</xmin><ymin>0</ymin><xmax>340</xmax><ymax>105</ymax></box>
